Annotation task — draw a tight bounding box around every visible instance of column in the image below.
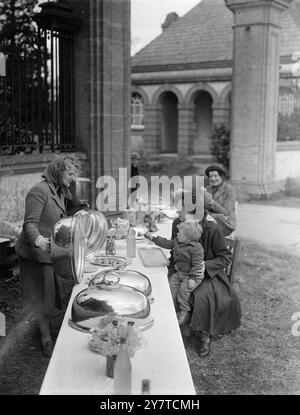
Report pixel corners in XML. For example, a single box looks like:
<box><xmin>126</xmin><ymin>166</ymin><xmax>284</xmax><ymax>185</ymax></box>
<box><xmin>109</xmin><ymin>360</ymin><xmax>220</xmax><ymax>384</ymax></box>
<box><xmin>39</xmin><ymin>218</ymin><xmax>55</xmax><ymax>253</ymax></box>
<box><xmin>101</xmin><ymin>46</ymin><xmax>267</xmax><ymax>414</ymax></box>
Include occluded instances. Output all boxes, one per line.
<box><xmin>225</xmin><ymin>0</ymin><xmax>293</xmax><ymax>198</ymax></box>
<box><xmin>143</xmin><ymin>104</ymin><xmax>161</xmax><ymax>154</ymax></box>
<box><xmin>212</xmin><ymin>103</ymin><xmax>231</xmax><ymax>129</ymax></box>
<box><xmin>62</xmin><ymin>0</ymin><xmax>131</xmax><ymax>208</ymax></box>
<box><xmin>178</xmin><ymin>105</ymin><xmax>194</xmax><ymax>156</ymax></box>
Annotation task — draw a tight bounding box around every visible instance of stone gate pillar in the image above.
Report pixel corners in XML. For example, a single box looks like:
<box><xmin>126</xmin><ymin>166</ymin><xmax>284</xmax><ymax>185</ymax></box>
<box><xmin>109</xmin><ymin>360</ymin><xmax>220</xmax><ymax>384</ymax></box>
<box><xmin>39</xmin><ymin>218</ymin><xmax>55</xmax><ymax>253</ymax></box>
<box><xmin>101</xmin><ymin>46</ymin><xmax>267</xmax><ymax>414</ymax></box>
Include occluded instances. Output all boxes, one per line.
<box><xmin>225</xmin><ymin>0</ymin><xmax>293</xmax><ymax>198</ymax></box>
<box><xmin>61</xmin><ymin>0</ymin><xmax>131</xmax><ymax>208</ymax></box>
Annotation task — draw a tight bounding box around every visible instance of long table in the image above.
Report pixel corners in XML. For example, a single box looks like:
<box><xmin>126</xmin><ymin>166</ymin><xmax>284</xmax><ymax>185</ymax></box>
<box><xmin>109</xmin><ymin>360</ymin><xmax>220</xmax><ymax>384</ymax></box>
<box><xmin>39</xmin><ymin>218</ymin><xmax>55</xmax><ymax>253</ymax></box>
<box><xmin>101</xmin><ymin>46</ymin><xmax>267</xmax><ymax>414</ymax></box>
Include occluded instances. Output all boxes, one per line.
<box><xmin>39</xmin><ymin>222</ymin><xmax>196</xmax><ymax>395</ymax></box>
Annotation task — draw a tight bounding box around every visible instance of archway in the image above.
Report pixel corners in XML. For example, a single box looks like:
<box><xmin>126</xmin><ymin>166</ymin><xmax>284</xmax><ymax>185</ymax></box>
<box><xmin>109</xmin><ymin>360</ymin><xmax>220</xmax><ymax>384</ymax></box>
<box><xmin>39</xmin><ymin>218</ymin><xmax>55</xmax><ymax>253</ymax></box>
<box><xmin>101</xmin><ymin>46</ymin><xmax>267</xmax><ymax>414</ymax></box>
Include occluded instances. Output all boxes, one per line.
<box><xmin>193</xmin><ymin>91</ymin><xmax>213</xmax><ymax>154</ymax></box>
<box><xmin>160</xmin><ymin>91</ymin><xmax>178</xmax><ymax>153</ymax></box>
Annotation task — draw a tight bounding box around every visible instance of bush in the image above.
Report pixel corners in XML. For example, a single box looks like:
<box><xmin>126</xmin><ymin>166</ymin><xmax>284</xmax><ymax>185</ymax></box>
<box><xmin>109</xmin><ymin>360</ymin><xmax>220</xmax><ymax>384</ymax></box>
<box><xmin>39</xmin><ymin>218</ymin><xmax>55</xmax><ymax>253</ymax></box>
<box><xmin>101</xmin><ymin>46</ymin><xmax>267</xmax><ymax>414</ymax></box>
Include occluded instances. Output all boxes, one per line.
<box><xmin>277</xmin><ymin>112</ymin><xmax>300</xmax><ymax>141</ymax></box>
<box><xmin>209</xmin><ymin>123</ymin><xmax>230</xmax><ymax>171</ymax></box>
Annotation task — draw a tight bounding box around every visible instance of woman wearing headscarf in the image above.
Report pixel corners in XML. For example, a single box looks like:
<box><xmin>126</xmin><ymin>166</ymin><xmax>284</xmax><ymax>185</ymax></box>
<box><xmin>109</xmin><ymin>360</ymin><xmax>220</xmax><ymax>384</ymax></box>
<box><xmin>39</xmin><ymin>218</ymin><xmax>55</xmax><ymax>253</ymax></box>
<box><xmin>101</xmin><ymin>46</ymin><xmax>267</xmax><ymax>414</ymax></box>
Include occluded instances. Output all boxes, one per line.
<box><xmin>15</xmin><ymin>155</ymin><xmax>82</xmax><ymax>357</ymax></box>
<box><xmin>203</xmin><ymin>164</ymin><xmax>237</xmax><ymax>236</ymax></box>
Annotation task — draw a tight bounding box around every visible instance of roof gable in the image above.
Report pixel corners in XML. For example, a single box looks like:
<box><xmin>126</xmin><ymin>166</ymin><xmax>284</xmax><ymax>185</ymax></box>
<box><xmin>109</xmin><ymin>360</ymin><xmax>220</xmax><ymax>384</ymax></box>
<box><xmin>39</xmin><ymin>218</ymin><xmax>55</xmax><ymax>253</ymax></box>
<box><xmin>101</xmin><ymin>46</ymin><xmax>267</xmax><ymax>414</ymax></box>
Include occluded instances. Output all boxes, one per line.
<box><xmin>132</xmin><ymin>0</ymin><xmax>300</xmax><ymax>69</ymax></box>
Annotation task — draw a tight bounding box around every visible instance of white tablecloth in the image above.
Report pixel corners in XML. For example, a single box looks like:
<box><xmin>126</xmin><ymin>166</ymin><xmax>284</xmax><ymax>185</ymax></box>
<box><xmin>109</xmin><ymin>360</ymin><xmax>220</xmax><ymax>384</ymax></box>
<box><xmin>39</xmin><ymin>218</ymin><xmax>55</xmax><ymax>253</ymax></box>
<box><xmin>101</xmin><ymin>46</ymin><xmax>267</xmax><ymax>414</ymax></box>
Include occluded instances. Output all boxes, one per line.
<box><xmin>40</xmin><ymin>222</ymin><xmax>195</xmax><ymax>395</ymax></box>
<box><xmin>0</xmin><ymin>237</ymin><xmax>11</xmax><ymax>244</ymax></box>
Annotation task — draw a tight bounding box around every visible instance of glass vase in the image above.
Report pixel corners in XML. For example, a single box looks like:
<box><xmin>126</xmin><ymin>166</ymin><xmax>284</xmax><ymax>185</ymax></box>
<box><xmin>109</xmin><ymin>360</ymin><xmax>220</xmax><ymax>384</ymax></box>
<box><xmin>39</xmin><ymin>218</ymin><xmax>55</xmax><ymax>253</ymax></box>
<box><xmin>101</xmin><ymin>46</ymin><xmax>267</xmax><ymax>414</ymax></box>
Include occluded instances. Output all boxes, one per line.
<box><xmin>106</xmin><ymin>354</ymin><xmax>117</xmax><ymax>378</ymax></box>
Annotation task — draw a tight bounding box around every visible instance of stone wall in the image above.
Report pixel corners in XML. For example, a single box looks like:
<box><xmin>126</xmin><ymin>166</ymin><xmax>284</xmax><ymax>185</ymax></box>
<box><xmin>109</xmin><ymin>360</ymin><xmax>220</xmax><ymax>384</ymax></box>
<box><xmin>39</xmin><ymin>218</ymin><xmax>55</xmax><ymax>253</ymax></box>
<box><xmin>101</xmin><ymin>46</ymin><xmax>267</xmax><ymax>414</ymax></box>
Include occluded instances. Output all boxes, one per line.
<box><xmin>131</xmin><ymin>129</ymin><xmax>145</xmax><ymax>156</ymax></box>
<box><xmin>276</xmin><ymin>142</ymin><xmax>300</xmax><ymax>190</ymax></box>
<box><xmin>0</xmin><ymin>172</ymin><xmax>40</xmax><ymax>223</ymax></box>
<box><xmin>0</xmin><ymin>151</ymin><xmax>88</xmax><ymax>224</ymax></box>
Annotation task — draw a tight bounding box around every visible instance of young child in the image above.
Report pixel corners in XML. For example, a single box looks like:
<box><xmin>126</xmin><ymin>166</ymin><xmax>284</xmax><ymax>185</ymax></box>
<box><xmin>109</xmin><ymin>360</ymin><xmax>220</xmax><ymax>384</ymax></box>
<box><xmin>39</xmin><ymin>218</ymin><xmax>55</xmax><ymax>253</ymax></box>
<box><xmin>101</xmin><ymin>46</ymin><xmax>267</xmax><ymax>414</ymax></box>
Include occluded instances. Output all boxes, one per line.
<box><xmin>146</xmin><ymin>221</ymin><xmax>205</xmax><ymax>325</ymax></box>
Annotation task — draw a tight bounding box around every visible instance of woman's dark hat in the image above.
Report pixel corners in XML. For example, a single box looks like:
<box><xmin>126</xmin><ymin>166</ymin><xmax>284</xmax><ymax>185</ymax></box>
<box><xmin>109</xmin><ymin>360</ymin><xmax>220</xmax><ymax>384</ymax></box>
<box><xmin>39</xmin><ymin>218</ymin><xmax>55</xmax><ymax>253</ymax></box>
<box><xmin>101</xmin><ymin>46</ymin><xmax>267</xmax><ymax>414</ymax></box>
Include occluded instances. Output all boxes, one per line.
<box><xmin>205</xmin><ymin>164</ymin><xmax>226</xmax><ymax>178</ymax></box>
<box><xmin>131</xmin><ymin>152</ymin><xmax>140</xmax><ymax>160</ymax></box>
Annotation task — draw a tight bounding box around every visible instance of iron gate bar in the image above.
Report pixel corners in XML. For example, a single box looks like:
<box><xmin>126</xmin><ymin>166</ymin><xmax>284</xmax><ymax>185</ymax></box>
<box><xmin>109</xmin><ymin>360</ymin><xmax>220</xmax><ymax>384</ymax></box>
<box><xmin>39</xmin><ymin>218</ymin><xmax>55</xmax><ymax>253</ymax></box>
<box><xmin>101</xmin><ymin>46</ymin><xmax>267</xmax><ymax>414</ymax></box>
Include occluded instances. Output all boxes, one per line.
<box><xmin>50</xmin><ymin>27</ymin><xmax>54</xmax><ymax>151</ymax></box>
<box><xmin>17</xmin><ymin>47</ymin><xmax>21</xmax><ymax>147</ymax></box>
<box><xmin>0</xmin><ymin>2</ymin><xmax>81</xmax><ymax>156</ymax></box>
<box><xmin>43</xmin><ymin>30</ymin><xmax>49</xmax><ymax>146</ymax></box>
<box><xmin>11</xmin><ymin>46</ymin><xmax>15</xmax><ymax>147</ymax></box>
<box><xmin>4</xmin><ymin>60</ymin><xmax>7</xmax><ymax>146</ymax></box>
<box><xmin>55</xmin><ymin>29</ymin><xmax>59</xmax><ymax>150</ymax></box>
<box><xmin>30</xmin><ymin>56</ymin><xmax>35</xmax><ymax>152</ymax></box>
<box><xmin>37</xmin><ymin>26</ymin><xmax>42</xmax><ymax>150</ymax></box>
<box><xmin>24</xmin><ymin>45</ymin><xmax>28</xmax><ymax>145</ymax></box>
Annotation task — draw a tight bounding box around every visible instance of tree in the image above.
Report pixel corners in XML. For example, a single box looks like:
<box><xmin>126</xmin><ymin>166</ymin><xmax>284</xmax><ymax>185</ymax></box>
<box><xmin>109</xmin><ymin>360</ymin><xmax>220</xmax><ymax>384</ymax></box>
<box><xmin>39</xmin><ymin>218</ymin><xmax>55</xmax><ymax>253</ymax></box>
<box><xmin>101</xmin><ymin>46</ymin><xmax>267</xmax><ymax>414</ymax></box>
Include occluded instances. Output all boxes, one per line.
<box><xmin>0</xmin><ymin>0</ymin><xmax>39</xmax><ymax>51</ymax></box>
<box><xmin>0</xmin><ymin>0</ymin><xmax>46</xmax><ymax>155</ymax></box>
<box><xmin>209</xmin><ymin>123</ymin><xmax>230</xmax><ymax>171</ymax></box>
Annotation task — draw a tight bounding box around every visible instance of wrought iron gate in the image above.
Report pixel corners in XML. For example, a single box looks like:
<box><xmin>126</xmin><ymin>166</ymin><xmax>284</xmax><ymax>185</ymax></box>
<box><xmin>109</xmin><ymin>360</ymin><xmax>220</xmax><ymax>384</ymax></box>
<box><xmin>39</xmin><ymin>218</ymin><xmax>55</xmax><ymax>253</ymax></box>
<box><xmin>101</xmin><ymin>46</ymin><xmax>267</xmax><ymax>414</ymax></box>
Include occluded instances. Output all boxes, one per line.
<box><xmin>0</xmin><ymin>2</ymin><xmax>81</xmax><ymax>156</ymax></box>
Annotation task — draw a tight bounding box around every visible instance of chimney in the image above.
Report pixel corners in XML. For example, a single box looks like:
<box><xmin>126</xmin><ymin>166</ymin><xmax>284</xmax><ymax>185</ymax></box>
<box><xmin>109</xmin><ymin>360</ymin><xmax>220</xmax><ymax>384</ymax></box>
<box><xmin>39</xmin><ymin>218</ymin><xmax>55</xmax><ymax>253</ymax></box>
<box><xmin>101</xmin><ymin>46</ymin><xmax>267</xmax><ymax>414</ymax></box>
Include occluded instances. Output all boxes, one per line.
<box><xmin>161</xmin><ymin>12</ymin><xmax>179</xmax><ymax>31</ymax></box>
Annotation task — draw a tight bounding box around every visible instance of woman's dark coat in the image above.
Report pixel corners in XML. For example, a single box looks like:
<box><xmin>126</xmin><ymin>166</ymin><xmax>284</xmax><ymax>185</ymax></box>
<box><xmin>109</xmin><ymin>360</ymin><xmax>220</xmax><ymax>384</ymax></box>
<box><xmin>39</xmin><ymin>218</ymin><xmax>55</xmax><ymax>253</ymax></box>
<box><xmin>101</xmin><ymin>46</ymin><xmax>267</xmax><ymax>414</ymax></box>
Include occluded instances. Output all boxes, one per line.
<box><xmin>15</xmin><ymin>179</ymin><xmax>83</xmax><ymax>314</ymax></box>
<box><xmin>15</xmin><ymin>181</ymin><xmax>67</xmax><ymax>263</ymax></box>
<box><xmin>169</xmin><ymin>217</ymin><xmax>241</xmax><ymax>336</ymax></box>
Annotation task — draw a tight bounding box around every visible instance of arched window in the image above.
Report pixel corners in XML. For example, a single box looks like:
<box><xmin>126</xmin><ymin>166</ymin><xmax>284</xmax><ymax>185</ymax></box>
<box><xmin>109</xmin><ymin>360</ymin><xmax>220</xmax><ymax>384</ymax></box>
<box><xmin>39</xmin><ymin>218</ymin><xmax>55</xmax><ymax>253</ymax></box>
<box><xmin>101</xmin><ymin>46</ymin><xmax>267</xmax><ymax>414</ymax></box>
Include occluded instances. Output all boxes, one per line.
<box><xmin>131</xmin><ymin>93</ymin><xmax>144</xmax><ymax>128</ymax></box>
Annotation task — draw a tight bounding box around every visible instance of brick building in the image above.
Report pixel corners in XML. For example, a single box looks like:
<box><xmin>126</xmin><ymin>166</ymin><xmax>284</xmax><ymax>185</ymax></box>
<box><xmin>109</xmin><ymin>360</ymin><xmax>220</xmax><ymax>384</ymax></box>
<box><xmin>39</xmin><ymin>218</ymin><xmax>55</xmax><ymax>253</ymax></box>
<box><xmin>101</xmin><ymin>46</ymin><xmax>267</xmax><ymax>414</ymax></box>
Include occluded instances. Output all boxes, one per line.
<box><xmin>131</xmin><ymin>0</ymin><xmax>300</xmax><ymax>198</ymax></box>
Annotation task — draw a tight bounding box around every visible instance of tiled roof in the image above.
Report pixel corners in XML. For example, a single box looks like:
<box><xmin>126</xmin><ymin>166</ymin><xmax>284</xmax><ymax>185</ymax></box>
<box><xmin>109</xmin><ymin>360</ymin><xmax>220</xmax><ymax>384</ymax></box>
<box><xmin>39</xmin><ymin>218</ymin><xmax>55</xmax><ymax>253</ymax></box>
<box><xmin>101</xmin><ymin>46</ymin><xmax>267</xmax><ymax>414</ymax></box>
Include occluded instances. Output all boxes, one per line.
<box><xmin>132</xmin><ymin>0</ymin><xmax>300</xmax><ymax>69</ymax></box>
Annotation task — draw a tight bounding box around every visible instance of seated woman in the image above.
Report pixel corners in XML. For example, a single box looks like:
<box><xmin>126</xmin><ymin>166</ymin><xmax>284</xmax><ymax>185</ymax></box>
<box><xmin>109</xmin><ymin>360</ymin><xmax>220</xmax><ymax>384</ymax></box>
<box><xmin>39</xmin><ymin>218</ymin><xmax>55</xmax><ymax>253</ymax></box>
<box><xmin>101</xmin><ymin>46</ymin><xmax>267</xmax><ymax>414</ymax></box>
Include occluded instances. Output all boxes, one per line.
<box><xmin>203</xmin><ymin>164</ymin><xmax>237</xmax><ymax>237</ymax></box>
<box><xmin>168</xmin><ymin>190</ymin><xmax>241</xmax><ymax>357</ymax></box>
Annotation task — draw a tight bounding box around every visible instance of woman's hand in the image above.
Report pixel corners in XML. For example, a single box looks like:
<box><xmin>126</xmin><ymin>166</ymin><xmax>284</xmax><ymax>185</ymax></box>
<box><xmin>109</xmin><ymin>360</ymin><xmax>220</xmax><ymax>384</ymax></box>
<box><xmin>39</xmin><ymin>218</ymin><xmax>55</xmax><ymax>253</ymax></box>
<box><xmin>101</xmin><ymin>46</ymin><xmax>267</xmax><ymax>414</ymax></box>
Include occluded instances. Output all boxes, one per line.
<box><xmin>35</xmin><ymin>236</ymin><xmax>51</xmax><ymax>253</ymax></box>
<box><xmin>145</xmin><ymin>232</ymin><xmax>153</xmax><ymax>240</ymax></box>
<box><xmin>201</xmin><ymin>188</ymin><xmax>213</xmax><ymax>207</ymax></box>
<box><xmin>188</xmin><ymin>279</ymin><xmax>197</xmax><ymax>290</ymax></box>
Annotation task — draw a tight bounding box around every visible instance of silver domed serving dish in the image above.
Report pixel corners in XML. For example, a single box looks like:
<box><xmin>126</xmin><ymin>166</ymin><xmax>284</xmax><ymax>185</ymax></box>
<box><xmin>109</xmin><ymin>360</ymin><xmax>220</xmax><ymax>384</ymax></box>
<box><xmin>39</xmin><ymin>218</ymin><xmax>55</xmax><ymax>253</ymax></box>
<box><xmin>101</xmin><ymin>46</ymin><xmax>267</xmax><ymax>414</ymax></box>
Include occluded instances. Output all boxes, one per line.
<box><xmin>69</xmin><ymin>274</ymin><xmax>154</xmax><ymax>332</ymax></box>
<box><xmin>75</xmin><ymin>210</ymin><xmax>108</xmax><ymax>259</ymax></box>
<box><xmin>51</xmin><ymin>215</ymin><xmax>86</xmax><ymax>283</ymax></box>
<box><xmin>89</xmin><ymin>269</ymin><xmax>153</xmax><ymax>299</ymax></box>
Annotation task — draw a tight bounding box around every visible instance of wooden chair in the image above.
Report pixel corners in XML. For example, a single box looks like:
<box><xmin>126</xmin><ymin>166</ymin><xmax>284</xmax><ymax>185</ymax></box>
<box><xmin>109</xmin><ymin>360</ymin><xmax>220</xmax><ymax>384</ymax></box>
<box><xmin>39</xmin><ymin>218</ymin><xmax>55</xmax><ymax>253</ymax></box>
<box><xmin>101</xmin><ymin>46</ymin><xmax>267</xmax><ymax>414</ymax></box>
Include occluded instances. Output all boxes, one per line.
<box><xmin>226</xmin><ymin>201</ymin><xmax>239</xmax><ymax>240</ymax></box>
<box><xmin>224</xmin><ymin>236</ymin><xmax>241</xmax><ymax>284</ymax></box>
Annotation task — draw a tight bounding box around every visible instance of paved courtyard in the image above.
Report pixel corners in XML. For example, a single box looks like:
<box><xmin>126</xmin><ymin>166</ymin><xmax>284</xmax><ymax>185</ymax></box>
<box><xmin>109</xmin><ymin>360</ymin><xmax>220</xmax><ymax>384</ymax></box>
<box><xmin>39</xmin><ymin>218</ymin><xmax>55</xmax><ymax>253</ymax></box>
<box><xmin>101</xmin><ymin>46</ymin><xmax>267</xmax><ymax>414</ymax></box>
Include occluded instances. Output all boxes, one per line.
<box><xmin>237</xmin><ymin>203</ymin><xmax>300</xmax><ymax>257</ymax></box>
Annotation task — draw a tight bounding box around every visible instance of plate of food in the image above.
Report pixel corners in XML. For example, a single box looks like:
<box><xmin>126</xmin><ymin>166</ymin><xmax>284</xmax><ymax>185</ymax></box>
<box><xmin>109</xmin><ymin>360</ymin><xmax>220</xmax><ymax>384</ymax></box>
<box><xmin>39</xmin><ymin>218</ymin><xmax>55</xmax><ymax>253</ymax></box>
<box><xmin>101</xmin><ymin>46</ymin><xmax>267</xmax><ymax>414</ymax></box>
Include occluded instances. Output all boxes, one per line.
<box><xmin>132</xmin><ymin>225</ymin><xmax>148</xmax><ymax>240</ymax></box>
<box><xmin>90</xmin><ymin>255</ymin><xmax>128</xmax><ymax>268</ymax></box>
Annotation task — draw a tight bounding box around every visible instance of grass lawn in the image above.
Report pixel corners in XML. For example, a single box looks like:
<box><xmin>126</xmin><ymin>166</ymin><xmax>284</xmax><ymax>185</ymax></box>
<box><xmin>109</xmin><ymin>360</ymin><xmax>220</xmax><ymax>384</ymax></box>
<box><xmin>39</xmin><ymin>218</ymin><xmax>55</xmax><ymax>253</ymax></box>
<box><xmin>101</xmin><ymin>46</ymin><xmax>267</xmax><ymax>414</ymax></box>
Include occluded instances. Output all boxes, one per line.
<box><xmin>1</xmin><ymin>240</ymin><xmax>300</xmax><ymax>395</ymax></box>
<box><xmin>187</xmin><ymin>239</ymin><xmax>300</xmax><ymax>395</ymax></box>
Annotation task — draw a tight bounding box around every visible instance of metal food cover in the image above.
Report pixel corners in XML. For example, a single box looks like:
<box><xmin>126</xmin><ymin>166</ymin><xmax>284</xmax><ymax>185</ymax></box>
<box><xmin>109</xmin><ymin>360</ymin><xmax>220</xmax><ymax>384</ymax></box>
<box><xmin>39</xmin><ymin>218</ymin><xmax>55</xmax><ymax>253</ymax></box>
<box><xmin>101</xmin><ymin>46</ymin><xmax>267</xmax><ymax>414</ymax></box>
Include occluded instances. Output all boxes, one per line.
<box><xmin>75</xmin><ymin>210</ymin><xmax>108</xmax><ymax>259</ymax></box>
<box><xmin>69</xmin><ymin>275</ymin><xmax>154</xmax><ymax>332</ymax></box>
<box><xmin>89</xmin><ymin>269</ymin><xmax>152</xmax><ymax>297</ymax></box>
<box><xmin>51</xmin><ymin>215</ymin><xmax>86</xmax><ymax>284</ymax></box>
